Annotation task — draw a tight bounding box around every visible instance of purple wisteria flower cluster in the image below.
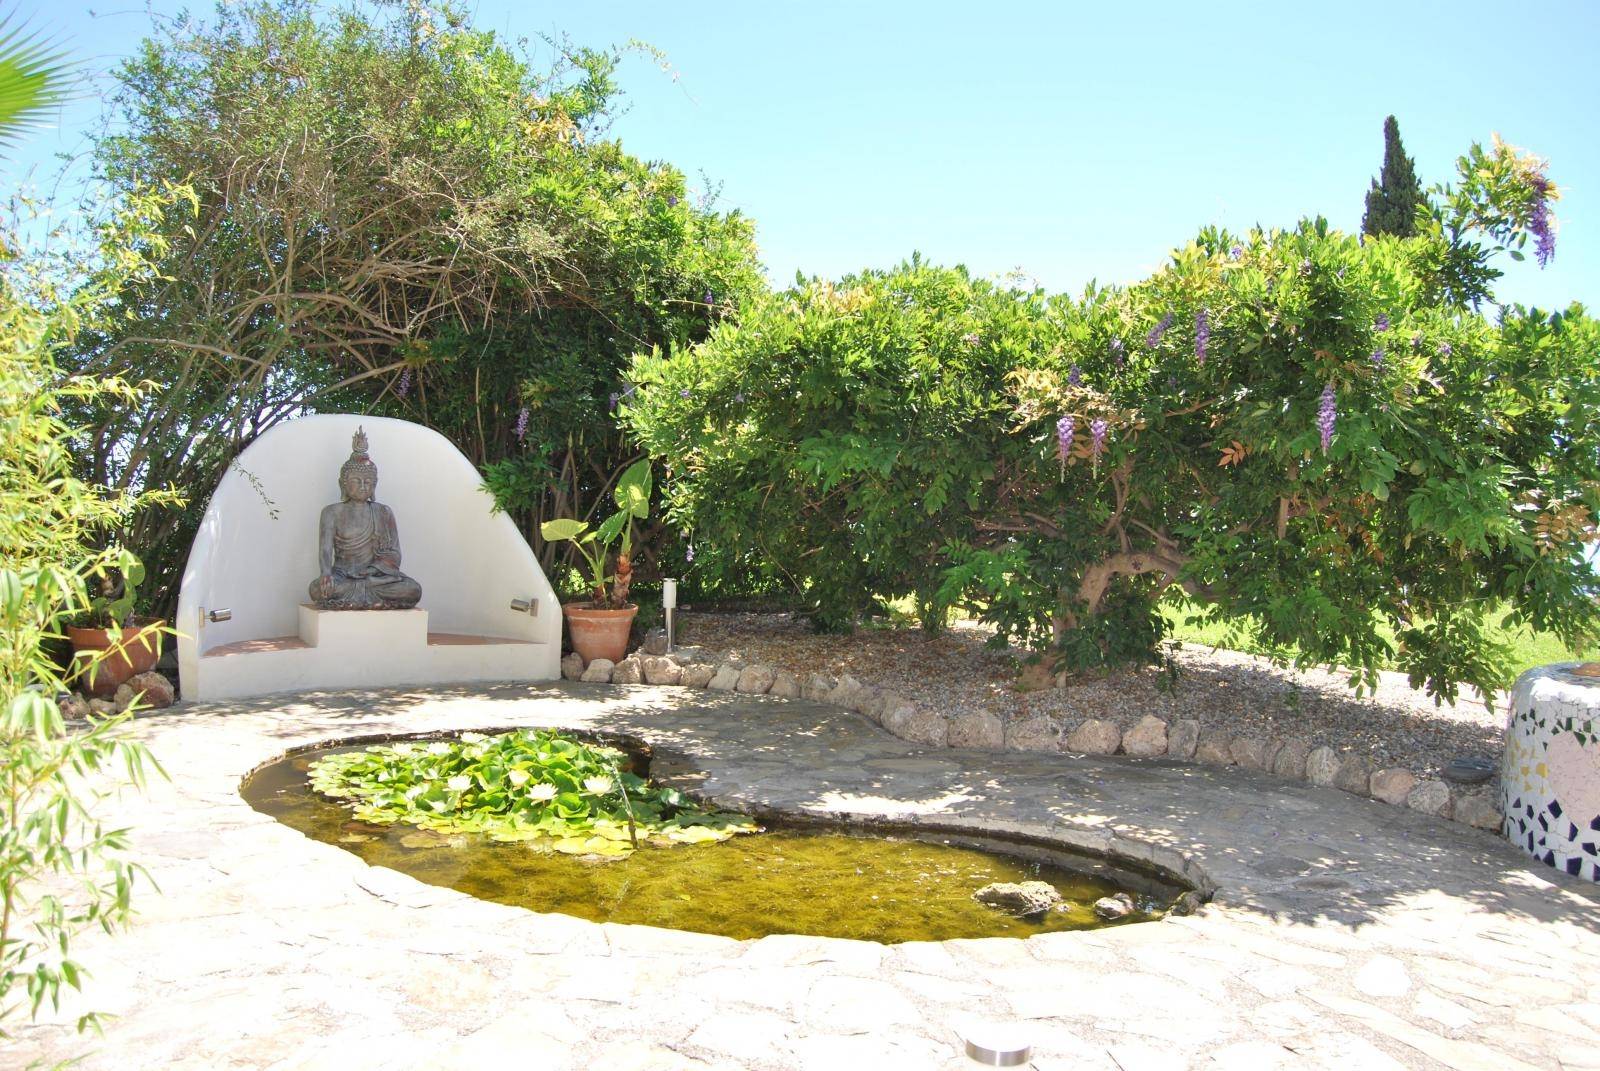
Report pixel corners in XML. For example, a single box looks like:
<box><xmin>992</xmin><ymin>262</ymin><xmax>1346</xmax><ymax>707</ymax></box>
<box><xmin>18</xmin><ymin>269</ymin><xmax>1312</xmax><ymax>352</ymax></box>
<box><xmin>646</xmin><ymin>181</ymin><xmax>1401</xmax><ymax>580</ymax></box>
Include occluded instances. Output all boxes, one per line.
<box><xmin>1316</xmin><ymin>384</ymin><xmax>1337</xmax><ymax>454</ymax></box>
<box><xmin>1146</xmin><ymin>311</ymin><xmax>1174</xmax><ymax>347</ymax></box>
<box><xmin>1056</xmin><ymin>415</ymin><xmax>1075</xmax><ymax>462</ymax></box>
<box><xmin>1374</xmin><ymin>313</ymin><xmax>1390</xmax><ymax>332</ymax></box>
<box><xmin>962</xmin><ymin>332</ymin><xmax>981</xmax><ymax>346</ymax></box>
<box><xmin>513</xmin><ymin>407</ymin><xmax>530</xmax><ymax>442</ymax></box>
<box><xmin>1195</xmin><ymin>308</ymin><xmax>1210</xmax><ymax>365</ymax></box>
<box><xmin>1067</xmin><ymin>364</ymin><xmax>1083</xmax><ymax>387</ymax></box>
<box><xmin>609</xmin><ymin>383</ymin><xmax>639</xmax><ymax>412</ymax></box>
<box><xmin>396</xmin><ymin>368</ymin><xmax>411</xmax><ymax>398</ymax></box>
<box><xmin>1110</xmin><ymin>337</ymin><xmax>1125</xmax><ymax>366</ymax></box>
<box><xmin>1089</xmin><ymin>418</ymin><xmax>1108</xmax><ymax>460</ymax></box>
<box><xmin>1370</xmin><ymin>346</ymin><xmax>1385</xmax><ymax>370</ymax></box>
<box><xmin>1528</xmin><ymin>174</ymin><xmax>1556</xmax><ymax>268</ymax></box>
<box><xmin>1228</xmin><ymin>244</ymin><xmax>1244</xmax><ymax>260</ymax></box>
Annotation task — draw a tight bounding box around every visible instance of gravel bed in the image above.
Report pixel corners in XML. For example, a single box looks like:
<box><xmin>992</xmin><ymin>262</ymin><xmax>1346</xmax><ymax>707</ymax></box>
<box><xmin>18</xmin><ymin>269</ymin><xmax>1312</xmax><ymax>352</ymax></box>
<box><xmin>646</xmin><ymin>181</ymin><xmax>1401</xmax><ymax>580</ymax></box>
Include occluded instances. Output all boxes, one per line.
<box><xmin>675</xmin><ymin>610</ymin><xmax>1507</xmax><ymax>778</ymax></box>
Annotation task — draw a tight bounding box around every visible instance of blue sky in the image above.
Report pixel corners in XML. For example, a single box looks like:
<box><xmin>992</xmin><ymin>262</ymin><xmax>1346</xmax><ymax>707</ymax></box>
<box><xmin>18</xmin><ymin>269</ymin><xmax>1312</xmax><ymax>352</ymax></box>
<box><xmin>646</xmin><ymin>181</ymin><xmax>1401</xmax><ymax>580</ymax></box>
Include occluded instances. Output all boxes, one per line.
<box><xmin>6</xmin><ymin>0</ymin><xmax>1598</xmax><ymax>311</ymax></box>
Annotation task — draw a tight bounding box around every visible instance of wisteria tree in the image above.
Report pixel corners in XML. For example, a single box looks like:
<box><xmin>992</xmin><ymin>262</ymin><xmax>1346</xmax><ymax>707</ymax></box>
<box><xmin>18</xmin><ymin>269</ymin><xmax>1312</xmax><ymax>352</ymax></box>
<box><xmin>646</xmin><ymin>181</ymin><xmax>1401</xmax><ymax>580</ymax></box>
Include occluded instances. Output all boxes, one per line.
<box><xmin>627</xmin><ymin>138</ymin><xmax>1599</xmax><ymax>702</ymax></box>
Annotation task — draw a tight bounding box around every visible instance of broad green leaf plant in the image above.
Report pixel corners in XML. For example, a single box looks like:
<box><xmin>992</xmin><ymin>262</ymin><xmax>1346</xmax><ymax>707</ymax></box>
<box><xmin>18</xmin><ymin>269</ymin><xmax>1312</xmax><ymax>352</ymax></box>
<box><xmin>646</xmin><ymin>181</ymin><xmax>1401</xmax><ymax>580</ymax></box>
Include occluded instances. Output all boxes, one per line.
<box><xmin>308</xmin><ymin>729</ymin><xmax>755</xmax><ymax>859</ymax></box>
<box><xmin>540</xmin><ymin>459</ymin><xmax>653</xmax><ymax>608</ymax></box>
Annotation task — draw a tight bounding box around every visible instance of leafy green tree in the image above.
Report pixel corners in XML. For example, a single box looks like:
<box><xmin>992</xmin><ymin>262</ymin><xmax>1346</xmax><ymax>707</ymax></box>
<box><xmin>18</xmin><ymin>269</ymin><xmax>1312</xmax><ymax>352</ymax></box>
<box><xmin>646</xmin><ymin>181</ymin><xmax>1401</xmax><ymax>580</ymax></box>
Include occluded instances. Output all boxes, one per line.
<box><xmin>629</xmin><ymin>139</ymin><xmax>1598</xmax><ymax>703</ymax></box>
<box><xmin>1362</xmin><ymin>115</ymin><xmax>1427</xmax><ymax>238</ymax></box>
<box><xmin>67</xmin><ymin>0</ymin><xmax>761</xmax><ymax>611</ymax></box>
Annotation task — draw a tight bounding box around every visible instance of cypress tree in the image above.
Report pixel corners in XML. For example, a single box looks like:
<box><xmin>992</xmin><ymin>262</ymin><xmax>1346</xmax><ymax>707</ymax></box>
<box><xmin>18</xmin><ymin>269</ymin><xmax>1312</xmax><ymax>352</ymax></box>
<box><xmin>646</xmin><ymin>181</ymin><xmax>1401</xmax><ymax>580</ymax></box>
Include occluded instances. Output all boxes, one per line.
<box><xmin>1362</xmin><ymin>115</ymin><xmax>1426</xmax><ymax>238</ymax></box>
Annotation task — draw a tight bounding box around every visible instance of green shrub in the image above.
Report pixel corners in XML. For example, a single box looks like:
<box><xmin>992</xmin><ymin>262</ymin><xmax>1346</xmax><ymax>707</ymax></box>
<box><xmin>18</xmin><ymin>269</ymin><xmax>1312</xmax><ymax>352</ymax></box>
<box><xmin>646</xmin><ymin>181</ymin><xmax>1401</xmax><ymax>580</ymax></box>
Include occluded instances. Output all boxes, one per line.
<box><xmin>628</xmin><ymin>140</ymin><xmax>1600</xmax><ymax>703</ymax></box>
<box><xmin>628</xmin><ymin>258</ymin><xmax>1047</xmax><ymax>631</ymax></box>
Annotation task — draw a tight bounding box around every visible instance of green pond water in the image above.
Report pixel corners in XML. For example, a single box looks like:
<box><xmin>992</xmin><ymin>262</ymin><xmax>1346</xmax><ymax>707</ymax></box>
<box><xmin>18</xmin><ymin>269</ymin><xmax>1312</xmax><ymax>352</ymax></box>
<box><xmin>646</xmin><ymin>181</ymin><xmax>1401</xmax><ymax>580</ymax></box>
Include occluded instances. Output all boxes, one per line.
<box><xmin>243</xmin><ymin>738</ymin><xmax>1182</xmax><ymax>943</ymax></box>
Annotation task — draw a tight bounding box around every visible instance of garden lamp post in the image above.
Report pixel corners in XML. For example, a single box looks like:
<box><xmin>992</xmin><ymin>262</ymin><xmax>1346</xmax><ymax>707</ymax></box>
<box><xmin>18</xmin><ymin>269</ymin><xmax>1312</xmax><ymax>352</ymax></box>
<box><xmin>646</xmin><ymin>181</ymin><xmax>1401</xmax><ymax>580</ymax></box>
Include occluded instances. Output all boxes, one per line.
<box><xmin>663</xmin><ymin>578</ymin><xmax>677</xmax><ymax>653</ymax></box>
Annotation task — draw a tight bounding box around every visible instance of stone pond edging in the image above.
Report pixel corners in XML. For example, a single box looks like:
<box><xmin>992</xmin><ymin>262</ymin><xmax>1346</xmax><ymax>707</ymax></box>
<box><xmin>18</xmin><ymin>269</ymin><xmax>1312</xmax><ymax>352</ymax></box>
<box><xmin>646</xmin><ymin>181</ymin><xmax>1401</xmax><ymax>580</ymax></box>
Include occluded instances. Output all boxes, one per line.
<box><xmin>562</xmin><ymin>640</ymin><xmax>1505</xmax><ymax>836</ymax></box>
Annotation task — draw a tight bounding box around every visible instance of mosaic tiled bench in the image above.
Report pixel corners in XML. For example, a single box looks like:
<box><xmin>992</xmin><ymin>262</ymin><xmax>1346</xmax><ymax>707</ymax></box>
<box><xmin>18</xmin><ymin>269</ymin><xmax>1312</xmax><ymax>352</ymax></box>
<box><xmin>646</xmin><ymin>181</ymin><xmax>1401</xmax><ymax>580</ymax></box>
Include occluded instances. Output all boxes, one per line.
<box><xmin>1503</xmin><ymin>663</ymin><xmax>1600</xmax><ymax>883</ymax></box>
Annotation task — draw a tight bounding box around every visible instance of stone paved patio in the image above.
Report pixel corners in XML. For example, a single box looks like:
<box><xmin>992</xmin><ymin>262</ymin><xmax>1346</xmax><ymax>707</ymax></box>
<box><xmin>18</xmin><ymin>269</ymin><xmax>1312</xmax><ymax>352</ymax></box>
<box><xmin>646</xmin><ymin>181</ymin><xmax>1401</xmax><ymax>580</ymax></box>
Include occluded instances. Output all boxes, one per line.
<box><xmin>11</xmin><ymin>682</ymin><xmax>1600</xmax><ymax>1070</ymax></box>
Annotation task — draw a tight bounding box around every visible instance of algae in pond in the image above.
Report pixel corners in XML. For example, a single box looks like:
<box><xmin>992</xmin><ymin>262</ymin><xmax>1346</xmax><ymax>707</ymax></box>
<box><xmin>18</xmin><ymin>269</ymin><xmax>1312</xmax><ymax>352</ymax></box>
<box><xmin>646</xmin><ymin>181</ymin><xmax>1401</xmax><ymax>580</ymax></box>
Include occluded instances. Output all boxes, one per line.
<box><xmin>244</xmin><ymin>738</ymin><xmax>1176</xmax><ymax>943</ymax></box>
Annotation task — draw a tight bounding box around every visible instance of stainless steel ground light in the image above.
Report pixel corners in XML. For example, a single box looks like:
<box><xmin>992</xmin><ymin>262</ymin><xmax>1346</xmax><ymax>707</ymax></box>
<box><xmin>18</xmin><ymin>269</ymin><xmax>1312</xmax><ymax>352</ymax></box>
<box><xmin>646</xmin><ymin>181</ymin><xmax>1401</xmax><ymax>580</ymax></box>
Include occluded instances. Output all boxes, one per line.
<box><xmin>662</xmin><ymin>578</ymin><xmax>677</xmax><ymax>653</ymax></box>
<box><xmin>962</xmin><ymin>1022</ymin><xmax>1032</xmax><ymax>1067</ymax></box>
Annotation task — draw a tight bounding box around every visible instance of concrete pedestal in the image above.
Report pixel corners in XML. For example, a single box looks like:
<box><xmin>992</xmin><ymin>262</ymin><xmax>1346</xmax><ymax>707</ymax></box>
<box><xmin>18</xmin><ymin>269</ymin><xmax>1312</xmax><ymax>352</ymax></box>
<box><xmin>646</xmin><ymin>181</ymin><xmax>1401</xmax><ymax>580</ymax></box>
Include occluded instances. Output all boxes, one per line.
<box><xmin>1502</xmin><ymin>664</ymin><xmax>1600</xmax><ymax>883</ymax></box>
<box><xmin>298</xmin><ymin>604</ymin><xmax>427</xmax><ymax>649</ymax></box>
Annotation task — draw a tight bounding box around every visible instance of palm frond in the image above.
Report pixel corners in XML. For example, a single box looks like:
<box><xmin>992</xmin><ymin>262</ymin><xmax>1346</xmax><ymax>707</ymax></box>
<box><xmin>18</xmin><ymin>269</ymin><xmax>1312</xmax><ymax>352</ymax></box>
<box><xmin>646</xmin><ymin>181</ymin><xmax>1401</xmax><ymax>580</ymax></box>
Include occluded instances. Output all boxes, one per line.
<box><xmin>0</xmin><ymin>14</ymin><xmax>72</xmax><ymax>151</ymax></box>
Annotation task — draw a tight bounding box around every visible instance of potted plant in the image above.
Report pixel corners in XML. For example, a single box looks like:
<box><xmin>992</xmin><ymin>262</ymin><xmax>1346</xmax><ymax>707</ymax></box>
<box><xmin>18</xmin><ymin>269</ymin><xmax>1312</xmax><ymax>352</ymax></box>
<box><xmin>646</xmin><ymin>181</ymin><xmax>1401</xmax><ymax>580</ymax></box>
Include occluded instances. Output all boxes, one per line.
<box><xmin>66</xmin><ymin>547</ymin><xmax>165</xmax><ymax>698</ymax></box>
<box><xmin>540</xmin><ymin>459</ymin><xmax>652</xmax><ymax>665</ymax></box>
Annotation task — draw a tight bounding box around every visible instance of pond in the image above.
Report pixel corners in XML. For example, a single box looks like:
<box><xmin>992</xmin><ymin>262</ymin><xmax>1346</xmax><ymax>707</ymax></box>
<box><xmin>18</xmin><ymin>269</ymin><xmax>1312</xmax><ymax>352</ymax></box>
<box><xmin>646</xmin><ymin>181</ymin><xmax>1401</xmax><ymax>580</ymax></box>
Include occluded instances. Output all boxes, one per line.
<box><xmin>243</xmin><ymin>732</ymin><xmax>1192</xmax><ymax>943</ymax></box>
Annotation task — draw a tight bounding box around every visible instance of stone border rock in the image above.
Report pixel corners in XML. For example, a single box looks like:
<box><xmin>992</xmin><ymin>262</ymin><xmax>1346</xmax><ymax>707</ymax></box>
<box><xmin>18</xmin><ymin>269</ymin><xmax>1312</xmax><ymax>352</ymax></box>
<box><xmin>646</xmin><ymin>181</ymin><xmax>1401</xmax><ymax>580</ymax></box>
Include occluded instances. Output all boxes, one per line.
<box><xmin>566</xmin><ymin>635</ymin><xmax>1504</xmax><ymax>835</ymax></box>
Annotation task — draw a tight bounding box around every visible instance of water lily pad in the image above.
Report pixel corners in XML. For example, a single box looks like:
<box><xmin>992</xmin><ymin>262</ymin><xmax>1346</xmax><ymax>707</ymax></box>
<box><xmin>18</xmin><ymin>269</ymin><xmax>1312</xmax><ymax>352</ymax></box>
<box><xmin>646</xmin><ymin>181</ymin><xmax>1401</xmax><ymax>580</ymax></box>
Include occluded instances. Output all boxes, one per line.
<box><xmin>308</xmin><ymin>728</ymin><xmax>754</xmax><ymax>858</ymax></box>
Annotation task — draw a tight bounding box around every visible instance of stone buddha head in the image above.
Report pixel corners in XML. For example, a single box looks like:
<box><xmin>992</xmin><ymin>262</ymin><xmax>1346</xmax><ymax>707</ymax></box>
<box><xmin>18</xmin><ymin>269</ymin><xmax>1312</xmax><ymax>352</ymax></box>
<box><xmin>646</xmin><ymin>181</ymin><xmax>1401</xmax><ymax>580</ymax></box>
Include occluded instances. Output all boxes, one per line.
<box><xmin>339</xmin><ymin>427</ymin><xmax>379</xmax><ymax>504</ymax></box>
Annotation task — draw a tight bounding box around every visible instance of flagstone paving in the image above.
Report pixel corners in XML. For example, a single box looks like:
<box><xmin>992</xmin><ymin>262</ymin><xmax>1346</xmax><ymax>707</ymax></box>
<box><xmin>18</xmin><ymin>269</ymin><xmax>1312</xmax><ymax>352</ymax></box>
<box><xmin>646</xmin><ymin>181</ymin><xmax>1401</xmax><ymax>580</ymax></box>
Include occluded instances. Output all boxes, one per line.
<box><xmin>11</xmin><ymin>681</ymin><xmax>1600</xmax><ymax>1070</ymax></box>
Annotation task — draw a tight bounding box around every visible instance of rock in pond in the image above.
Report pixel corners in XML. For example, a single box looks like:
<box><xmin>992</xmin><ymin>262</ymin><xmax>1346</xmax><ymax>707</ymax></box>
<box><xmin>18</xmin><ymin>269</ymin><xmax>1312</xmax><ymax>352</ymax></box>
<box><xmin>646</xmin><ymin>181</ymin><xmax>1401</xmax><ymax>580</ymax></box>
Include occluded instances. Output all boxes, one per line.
<box><xmin>1093</xmin><ymin>892</ymin><xmax>1137</xmax><ymax>921</ymax></box>
<box><xmin>973</xmin><ymin>880</ymin><xmax>1062</xmax><ymax>918</ymax></box>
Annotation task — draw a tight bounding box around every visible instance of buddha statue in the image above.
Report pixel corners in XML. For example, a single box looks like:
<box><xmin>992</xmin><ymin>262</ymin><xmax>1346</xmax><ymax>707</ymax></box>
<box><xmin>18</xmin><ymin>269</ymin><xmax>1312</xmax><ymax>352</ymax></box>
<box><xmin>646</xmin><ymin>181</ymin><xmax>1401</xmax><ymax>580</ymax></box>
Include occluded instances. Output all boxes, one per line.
<box><xmin>307</xmin><ymin>428</ymin><xmax>422</xmax><ymax>610</ymax></box>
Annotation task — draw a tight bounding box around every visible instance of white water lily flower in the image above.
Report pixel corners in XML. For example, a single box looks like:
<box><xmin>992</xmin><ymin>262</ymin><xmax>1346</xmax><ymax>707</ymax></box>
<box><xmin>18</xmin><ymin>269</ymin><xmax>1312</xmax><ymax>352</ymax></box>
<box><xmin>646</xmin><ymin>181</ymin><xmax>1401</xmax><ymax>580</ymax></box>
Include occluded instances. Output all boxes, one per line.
<box><xmin>460</xmin><ymin>731</ymin><xmax>488</xmax><ymax>743</ymax></box>
<box><xmin>404</xmin><ymin>785</ymin><xmax>425</xmax><ymax>801</ymax></box>
<box><xmin>526</xmin><ymin>783</ymin><xmax>557</xmax><ymax>802</ymax></box>
<box><xmin>582</xmin><ymin>776</ymin><xmax>614</xmax><ymax>795</ymax></box>
<box><xmin>446</xmin><ymin>775</ymin><xmax>472</xmax><ymax>792</ymax></box>
<box><xmin>426</xmin><ymin>741</ymin><xmax>453</xmax><ymax>755</ymax></box>
<box><xmin>507</xmin><ymin>769</ymin><xmax>530</xmax><ymax>787</ymax></box>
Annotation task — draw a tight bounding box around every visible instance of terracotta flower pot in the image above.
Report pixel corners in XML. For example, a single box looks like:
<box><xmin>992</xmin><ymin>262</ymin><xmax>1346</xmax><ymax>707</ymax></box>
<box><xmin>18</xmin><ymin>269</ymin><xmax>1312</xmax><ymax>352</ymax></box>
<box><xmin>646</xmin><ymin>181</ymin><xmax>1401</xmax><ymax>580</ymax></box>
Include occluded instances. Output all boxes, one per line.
<box><xmin>67</xmin><ymin>620</ymin><xmax>165</xmax><ymax>698</ymax></box>
<box><xmin>562</xmin><ymin>603</ymin><xmax>638</xmax><ymax>666</ymax></box>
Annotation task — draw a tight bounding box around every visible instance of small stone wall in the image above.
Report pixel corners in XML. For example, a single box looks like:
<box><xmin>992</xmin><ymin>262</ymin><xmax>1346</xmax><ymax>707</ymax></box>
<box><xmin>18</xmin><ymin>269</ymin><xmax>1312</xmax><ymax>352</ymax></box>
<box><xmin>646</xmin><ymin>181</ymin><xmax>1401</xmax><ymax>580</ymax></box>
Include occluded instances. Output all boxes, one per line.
<box><xmin>563</xmin><ymin>638</ymin><xmax>1505</xmax><ymax>835</ymax></box>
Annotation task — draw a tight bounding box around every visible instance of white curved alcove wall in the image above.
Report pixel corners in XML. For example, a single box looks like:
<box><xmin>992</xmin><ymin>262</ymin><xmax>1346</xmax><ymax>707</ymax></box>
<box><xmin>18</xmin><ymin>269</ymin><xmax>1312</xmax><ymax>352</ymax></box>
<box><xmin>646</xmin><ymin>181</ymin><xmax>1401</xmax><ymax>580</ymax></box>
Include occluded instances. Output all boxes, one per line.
<box><xmin>177</xmin><ymin>414</ymin><xmax>560</xmax><ymax>700</ymax></box>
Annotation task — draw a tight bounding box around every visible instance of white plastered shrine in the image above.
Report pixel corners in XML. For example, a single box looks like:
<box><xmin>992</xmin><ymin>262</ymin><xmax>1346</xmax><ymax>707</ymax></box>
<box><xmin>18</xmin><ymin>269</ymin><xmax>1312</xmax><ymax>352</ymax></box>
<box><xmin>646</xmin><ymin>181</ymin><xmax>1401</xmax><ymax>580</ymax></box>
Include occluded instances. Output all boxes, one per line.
<box><xmin>177</xmin><ymin>414</ymin><xmax>560</xmax><ymax>700</ymax></box>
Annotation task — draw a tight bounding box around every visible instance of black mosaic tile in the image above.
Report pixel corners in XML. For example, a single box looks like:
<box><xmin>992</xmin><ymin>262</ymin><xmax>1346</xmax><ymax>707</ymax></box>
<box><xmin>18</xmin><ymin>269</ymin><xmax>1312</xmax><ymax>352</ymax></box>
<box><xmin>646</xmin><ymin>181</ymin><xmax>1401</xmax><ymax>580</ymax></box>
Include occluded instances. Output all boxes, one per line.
<box><xmin>1550</xmin><ymin>799</ymin><xmax>1564</xmax><ymax>818</ymax></box>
